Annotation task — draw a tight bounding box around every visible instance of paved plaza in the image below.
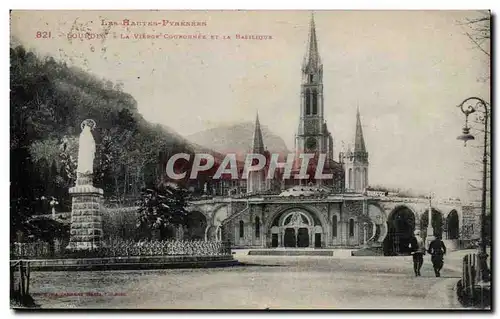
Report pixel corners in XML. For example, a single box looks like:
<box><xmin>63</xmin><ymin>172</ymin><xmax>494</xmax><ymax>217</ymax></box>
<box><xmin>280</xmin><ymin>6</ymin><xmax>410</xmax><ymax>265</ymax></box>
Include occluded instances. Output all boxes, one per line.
<box><xmin>29</xmin><ymin>253</ymin><xmax>464</xmax><ymax>309</ymax></box>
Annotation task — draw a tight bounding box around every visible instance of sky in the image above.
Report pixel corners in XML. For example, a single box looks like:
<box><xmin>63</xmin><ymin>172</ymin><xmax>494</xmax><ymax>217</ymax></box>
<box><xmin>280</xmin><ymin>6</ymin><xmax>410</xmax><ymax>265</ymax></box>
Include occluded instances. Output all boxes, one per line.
<box><xmin>10</xmin><ymin>10</ymin><xmax>490</xmax><ymax>201</ymax></box>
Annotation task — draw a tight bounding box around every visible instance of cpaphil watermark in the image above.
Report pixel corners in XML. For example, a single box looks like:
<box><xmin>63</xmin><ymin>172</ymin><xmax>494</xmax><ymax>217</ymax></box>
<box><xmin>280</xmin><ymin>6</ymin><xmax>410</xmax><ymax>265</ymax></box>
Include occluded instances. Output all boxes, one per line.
<box><xmin>166</xmin><ymin>153</ymin><xmax>334</xmax><ymax>180</ymax></box>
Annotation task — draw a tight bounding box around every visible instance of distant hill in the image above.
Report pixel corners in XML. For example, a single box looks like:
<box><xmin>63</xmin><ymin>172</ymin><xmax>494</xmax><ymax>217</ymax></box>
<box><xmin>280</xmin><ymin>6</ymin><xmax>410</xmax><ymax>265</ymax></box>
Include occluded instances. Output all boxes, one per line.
<box><xmin>10</xmin><ymin>44</ymin><xmax>205</xmax><ymax>211</ymax></box>
<box><xmin>186</xmin><ymin>122</ymin><xmax>290</xmax><ymax>161</ymax></box>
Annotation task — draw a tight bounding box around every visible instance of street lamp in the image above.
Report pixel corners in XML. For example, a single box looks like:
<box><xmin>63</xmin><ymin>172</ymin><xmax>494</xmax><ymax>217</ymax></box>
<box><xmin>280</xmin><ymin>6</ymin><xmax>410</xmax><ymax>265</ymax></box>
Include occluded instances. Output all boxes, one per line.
<box><xmin>426</xmin><ymin>193</ymin><xmax>434</xmax><ymax>246</ymax></box>
<box><xmin>457</xmin><ymin>96</ymin><xmax>490</xmax><ymax>283</ymax></box>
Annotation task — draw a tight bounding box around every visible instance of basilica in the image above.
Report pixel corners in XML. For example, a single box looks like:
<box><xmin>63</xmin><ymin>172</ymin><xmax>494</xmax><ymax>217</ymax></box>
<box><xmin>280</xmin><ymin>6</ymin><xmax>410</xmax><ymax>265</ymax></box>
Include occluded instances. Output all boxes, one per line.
<box><xmin>241</xmin><ymin>15</ymin><xmax>368</xmax><ymax>196</ymax></box>
<box><xmin>236</xmin><ymin>17</ymin><xmax>368</xmax><ymax>198</ymax></box>
<box><xmin>183</xmin><ymin>16</ymin><xmax>465</xmax><ymax>252</ymax></box>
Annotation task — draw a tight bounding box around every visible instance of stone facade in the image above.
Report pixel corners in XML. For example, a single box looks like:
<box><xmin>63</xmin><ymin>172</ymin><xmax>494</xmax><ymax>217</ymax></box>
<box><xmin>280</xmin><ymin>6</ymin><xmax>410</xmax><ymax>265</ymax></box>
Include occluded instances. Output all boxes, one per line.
<box><xmin>67</xmin><ymin>173</ymin><xmax>104</xmax><ymax>250</ymax></box>
<box><xmin>461</xmin><ymin>205</ymin><xmax>481</xmax><ymax>240</ymax></box>
<box><xmin>186</xmin><ymin>194</ymin><xmax>464</xmax><ymax>250</ymax></box>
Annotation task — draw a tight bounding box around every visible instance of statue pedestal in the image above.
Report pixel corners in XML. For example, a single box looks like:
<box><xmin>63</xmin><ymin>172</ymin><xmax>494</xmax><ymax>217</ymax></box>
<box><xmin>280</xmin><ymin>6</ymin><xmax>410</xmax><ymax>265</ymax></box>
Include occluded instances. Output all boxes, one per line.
<box><xmin>66</xmin><ymin>173</ymin><xmax>104</xmax><ymax>250</ymax></box>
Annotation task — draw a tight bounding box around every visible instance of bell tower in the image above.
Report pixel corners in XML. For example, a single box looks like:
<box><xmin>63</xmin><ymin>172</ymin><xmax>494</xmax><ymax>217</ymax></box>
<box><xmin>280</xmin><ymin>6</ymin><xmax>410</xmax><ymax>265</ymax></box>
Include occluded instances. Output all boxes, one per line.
<box><xmin>247</xmin><ymin>113</ymin><xmax>266</xmax><ymax>193</ymax></box>
<box><xmin>296</xmin><ymin>14</ymin><xmax>326</xmax><ymax>156</ymax></box>
<box><xmin>344</xmin><ymin>108</ymin><xmax>369</xmax><ymax>193</ymax></box>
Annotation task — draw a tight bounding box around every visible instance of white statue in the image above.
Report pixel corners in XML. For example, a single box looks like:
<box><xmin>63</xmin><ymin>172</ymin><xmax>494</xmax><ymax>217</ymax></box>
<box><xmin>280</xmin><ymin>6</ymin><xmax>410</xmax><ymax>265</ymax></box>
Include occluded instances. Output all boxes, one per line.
<box><xmin>76</xmin><ymin>119</ymin><xmax>96</xmax><ymax>175</ymax></box>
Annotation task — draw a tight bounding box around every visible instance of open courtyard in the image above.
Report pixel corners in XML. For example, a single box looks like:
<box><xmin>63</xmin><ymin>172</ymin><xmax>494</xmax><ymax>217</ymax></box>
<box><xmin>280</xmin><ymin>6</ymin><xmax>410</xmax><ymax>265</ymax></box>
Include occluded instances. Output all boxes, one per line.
<box><xmin>28</xmin><ymin>254</ymin><xmax>463</xmax><ymax>309</ymax></box>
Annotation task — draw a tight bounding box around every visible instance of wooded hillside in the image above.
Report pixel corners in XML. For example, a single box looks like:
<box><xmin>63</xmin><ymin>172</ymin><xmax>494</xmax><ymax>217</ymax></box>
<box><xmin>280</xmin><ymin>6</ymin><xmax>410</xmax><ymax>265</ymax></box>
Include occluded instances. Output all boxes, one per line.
<box><xmin>10</xmin><ymin>45</ymin><xmax>197</xmax><ymax>217</ymax></box>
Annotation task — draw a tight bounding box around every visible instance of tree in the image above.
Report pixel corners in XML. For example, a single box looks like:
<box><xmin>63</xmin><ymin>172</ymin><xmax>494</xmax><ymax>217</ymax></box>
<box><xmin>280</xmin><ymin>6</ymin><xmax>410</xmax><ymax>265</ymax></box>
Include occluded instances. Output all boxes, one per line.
<box><xmin>456</xmin><ymin>12</ymin><xmax>491</xmax><ymax>208</ymax></box>
<box><xmin>10</xmin><ymin>44</ymin><xmax>198</xmax><ymax>236</ymax></box>
<box><xmin>459</xmin><ymin>11</ymin><xmax>491</xmax><ymax>59</ymax></box>
<box><xmin>10</xmin><ymin>196</ymin><xmax>69</xmax><ymax>243</ymax></box>
<box><xmin>136</xmin><ymin>183</ymin><xmax>190</xmax><ymax>240</ymax></box>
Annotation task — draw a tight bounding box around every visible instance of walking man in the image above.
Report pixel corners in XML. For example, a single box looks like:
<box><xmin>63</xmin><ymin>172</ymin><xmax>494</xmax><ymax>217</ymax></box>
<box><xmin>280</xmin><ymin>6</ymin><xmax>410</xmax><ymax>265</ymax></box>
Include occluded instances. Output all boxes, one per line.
<box><xmin>409</xmin><ymin>230</ymin><xmax>425</xmax><ymax>276</ymax></box>
<box><xmin>427</xmin><ymin>235</ymin><xmax>447</xmax><ymax>277</ymax></box>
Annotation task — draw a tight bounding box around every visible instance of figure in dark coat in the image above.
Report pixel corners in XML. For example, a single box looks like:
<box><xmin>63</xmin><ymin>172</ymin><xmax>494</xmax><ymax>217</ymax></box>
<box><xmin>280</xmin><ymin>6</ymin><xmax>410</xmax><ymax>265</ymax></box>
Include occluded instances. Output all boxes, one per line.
<box><xmin>427</xmin><ymin>235</ymin><xmax>447</xmax><ymax>277</ymax></box>
<box><xmin>409</xmin><ymin>230</ymin><xmax>425</xmax><ymax>276</ymax></box>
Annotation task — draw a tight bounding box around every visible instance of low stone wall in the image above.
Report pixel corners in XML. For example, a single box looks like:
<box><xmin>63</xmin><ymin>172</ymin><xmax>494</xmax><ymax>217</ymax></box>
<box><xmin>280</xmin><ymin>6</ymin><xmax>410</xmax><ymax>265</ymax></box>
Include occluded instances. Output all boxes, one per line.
<box><xmin>11</xmin><ymin>255</ymin><xmax>237</xmax><ymax>271</ymax></box>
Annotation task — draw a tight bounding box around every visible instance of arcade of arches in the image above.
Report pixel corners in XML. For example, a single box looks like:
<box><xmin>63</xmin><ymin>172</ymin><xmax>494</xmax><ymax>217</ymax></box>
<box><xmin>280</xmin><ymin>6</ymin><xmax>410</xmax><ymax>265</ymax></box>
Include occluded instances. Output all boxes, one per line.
<box><xmin>185</xmin><ymin>203</ymin><xmax>461</xmax><ymax>250</ymax></box>
<box><xmin>183</xmin><ymin>211</ymin><xmax>222</xmax><ymax>241</ymax></box>
<box><xmin>226</xmin><ymin>203</ymin><xmax>377</xmax><ymax>249</ymax></box>
<box><xmin>383</xmin><ymin>206</ymin><xmax>461</xmax><ymax>256</ymax></box>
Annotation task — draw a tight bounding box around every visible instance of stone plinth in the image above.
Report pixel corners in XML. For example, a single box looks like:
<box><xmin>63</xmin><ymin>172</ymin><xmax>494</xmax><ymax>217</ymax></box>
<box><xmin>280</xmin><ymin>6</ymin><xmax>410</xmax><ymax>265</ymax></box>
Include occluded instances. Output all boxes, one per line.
<box><xmin>66</xmin><ymin>173</ymin><xmax>104</xmax><ymax>250</ymax></box>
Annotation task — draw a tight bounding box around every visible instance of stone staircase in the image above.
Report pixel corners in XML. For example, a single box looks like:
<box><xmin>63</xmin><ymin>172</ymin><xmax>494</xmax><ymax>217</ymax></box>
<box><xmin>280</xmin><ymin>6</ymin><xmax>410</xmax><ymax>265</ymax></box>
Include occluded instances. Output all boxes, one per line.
<box><xmin>248</xmin><ymin>250</ymin><xmax>334</xmax><ymax>256</ymax></box>
<box><xmin>243</xmin><ymin>248</ymin><xmax>356</xmax><ymax>257</ymax></box>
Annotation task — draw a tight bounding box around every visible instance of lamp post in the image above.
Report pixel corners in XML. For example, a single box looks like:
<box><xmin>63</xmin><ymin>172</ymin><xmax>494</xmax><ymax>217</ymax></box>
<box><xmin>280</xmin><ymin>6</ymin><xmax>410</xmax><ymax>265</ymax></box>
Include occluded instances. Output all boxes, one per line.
<box><xmin>456</xmin><ymin>96</ymin><xmax>490</xmax><ymax>283</ymax></box>
<box><xmin>426</xmin><ymin>192</ymin><xmax>434</xmax><ymax>246</ymax></box>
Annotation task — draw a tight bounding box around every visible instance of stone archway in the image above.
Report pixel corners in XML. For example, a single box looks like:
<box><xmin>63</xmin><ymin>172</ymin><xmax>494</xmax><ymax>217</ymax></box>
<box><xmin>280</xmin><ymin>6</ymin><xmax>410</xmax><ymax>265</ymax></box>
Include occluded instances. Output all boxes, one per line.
<box><xmin>420</xmin><ymin>208</ymin><xmax>444</xmax><ymax>239</ymax></box>
<box><xmin>185</xmin><ymin>211</ymin><xmax>207</xmax><ymax>240</ymax></box>
<box><xmin>205</xmin><ymin>225</ymin><xmax>221</xmax><ymax>241</ymax></box>
<box><xmin>268</xmin><ymin>208</ymin><xmax>323</xmax><ymax>248</ymax></box>
<box><xmin>368</xmin><ymin>204</ymin><xmax>386</xmax><ymax>243</ymax></box>
<box><xmin>383</xmin><ymin>206</ymin><xmax>416</xmax><ymax>256</ymax></box>
<box><xmin>446</xmin><ymin>210</ymin><xmax>459</xmax><ymax>240</ymax></box>
<box><xmin>208</xmin><ymin>205</ymin><xmax>229</xmax><ymax>242</ymax></box>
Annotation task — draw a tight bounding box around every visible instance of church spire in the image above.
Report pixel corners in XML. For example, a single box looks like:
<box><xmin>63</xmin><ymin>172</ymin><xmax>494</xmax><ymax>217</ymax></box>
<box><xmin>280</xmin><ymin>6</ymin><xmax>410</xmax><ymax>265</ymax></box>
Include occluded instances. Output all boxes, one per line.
<box><xmin>354</xmin><ymin>107</ymin><xmax>367</xmax><ymax>154</ymax></box>
<box><xmin>252</xmin><ymin>112</ymin><xmax>265</xmax><ymax>154</ymax></box>
<box><xmin>303</xmin><ymin>13</ymin><xmax>321</xmax><ymax>71</ymax></box>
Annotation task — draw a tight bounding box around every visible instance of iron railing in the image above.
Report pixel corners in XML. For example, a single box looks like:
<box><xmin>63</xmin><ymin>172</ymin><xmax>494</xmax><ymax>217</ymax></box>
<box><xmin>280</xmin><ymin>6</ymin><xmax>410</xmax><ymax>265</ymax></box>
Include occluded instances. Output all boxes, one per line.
<box><xmin>11</xmin><ymin>239</ymin><xmax>232</xmax><ymax>259</ymax></box>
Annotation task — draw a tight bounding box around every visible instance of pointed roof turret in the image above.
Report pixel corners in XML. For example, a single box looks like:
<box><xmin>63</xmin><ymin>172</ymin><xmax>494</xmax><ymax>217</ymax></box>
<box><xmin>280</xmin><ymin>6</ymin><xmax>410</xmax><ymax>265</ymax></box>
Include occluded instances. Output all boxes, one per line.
<box><xmin>252</xmin><ymin>112</ymin><xmax>265</xmax><ymax>154</ymax></box>
<box><xmin>303</xmin><ymin>13</ymin><xmax>322</xmax><ymax>72</ymax></box>
<box><xmin>354</xmin><ymin>107</ymin><xmax>367</xmax><ymax>154</ymax></box>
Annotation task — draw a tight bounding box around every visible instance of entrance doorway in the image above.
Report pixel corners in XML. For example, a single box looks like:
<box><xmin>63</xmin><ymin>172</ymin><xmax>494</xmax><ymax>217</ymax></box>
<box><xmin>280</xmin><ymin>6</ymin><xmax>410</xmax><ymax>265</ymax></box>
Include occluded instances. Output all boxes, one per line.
<box><xmin>314</xmin><ymin>233</ymin><xmax>321</xmax><ymax>248</ymax></box>
<box><xmin>270</xmin><ymin>210</ymin><xmax>322</xmax><ymax>248</ymax></box>
<box><xmin>271</xmin><ymin>234</ymin><xmax>279</xmax><ymax>247</ymax></box>
<box><xmin>284</xmin><ymin>228</ymin><xmax>296</xmax><ymax>247</ymax></box>
<box><xmin>297</xmin><ymin>228</ymin><xmax>309</xmax><ymax>247</ymax></box>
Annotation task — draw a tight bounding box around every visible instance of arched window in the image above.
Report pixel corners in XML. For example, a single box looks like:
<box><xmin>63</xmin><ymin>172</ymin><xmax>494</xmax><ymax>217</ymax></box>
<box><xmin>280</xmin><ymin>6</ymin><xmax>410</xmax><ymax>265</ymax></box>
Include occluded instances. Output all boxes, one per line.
<box><xmin>359</xmin><ymin>168</ymin><xmax>364</xmax><ymax>190</ymax></box>
<box><xmin>239</xmin><ymin>220</ymin><xmax>244</xmax><ymax>238</ymax></box>
<box><xmin>255</xmin><ymin>216</ymin><xmax>260</xmax><ymax>238</ymax></box>
<box><xmin>332</xmin><ymin>215</ymin><xmax>338</xmax><ymax>237</ymax></box>
<box><xmin>309</xmin><ymin>74</ymin><xmax>314</xmax><ymax>83</ymax></box>
<box><xmin>305</xmin><ymin>89</ymin><xmax>311</xmax><ymax>115</ymax></box>
<box><xmin>348</xmin><ymin>168</ymin><xmax>353</xmax><ymax>189</ymax></box>
<box><xmin>312</xmin><ymin>89</ymin><xmax>318</xmax><ymax>115</ymax></box>
<box><xmin>349</xmin><ymin>219</ymin><xmax>355</xmax><ymax>237</ymax></box>
<box><xmin>355</xmin><ymin>168</ymin><xmax>361</xmax><ymax>191</ymax></box>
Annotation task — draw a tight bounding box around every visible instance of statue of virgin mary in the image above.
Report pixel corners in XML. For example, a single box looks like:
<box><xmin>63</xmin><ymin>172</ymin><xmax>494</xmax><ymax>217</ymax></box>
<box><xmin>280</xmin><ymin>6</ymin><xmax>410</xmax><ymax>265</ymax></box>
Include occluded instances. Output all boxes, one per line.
<box><xmin>76</xmin><ymin>120</ymin><xmax>96</xmax><ymax>175</ymax></box>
